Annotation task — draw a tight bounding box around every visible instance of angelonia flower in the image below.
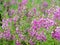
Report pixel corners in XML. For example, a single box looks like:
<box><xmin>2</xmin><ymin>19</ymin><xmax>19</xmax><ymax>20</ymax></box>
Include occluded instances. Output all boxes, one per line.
<box><xmin>1</xmin><ymin>0</ymin><xmax>60</xmax><ymax>45</ymax></box>
<box><xmin>16</xmin><ymin>39</ymin><xmax>21</xmax><ymax>45</ymax></box>
<box><xmin>18</xmin><ymin>33</ymin><xmax>25</xmax><ymax>40</ymax></box>
<box><xmin>18</xmin><ymin>5</ymin><xmax>22</xmax><ymax>12</ymax></box>
<box><xmin>11</xmin><ymin>35</ymin><xmax>16</xmax><ymax>40</ymax></box>
<box><xmin>3</xmin><ymin>29</ymin><xmax>11</xmax><ymax>40</ymax></box>
<box><xmin>11</xmin><ymin>0</ymin><xmax>16</xmax><ymax>5</ymax></box>
<box><xmin>28</xmin><ymin>29</ymin><xmax>36</xmax><ymax>37</ymax></box>
<box><xmin>4</xmin><ymin>2</ymin><xmax>7</xmax><ymax>7</ymax></box>
<box><xmin>16</xmin><ymin>27</ymin><xmax>25</xmax><ymax>40</ymax></box>
<box><xmin>2</xmin><ymin>18</ymin><xmax>13</xmax><ymax>29</ymax></box>
<box><xmin>13</xmin><ymin>16</ymin><xmax>19</xmax><ymax>22</ymax></box>
<box><xmin>46</xmin><ymin>8</ymin><xmax>55</xmax><ymax>15</ymax></box>
<box><xmin>33</xmin><ymin>8</ymin><xmax>36</xmax><ymax>14</ymax></box>
<box><xmin>52</xmin><ymin>27</ymin><xmax>60</xmax><ymax>40</ymax></box>
<box><xmin>8</xmin><ymin>9</ymin><xmax>15</xmax><ymax>16</ymax></box>
<box><xmin>31</xmin><ymin>18</ymin><xmax>55</xmax><ymax>30</ymax></box>
<box><xmin>7</xmin><ymin>18</ymin><xmax>12</xmax><ymax>23</ymax></box>
<box><xmin>27</xmin><ymin>11</ymin><xmax>33</xmax><ymax>17</ymax></box>
<box><xmin>22</xmin><ymin>0</ymin><xmax>28</xmax><ymax>5</ymax></box>
<box><xmin>53</xmin><ymin>7</ymin><xmax>60</xmax><ymax>20</ymax></box>
<box><xmin>2</xmin><ymin>19</ymin><xmax>8</xmax><ymax>29</ymax></box>
<box><xmin>36</xmin><ymin>31</ymin><xmax>46</xmax><ymax>41</ymax></box>
<box><xmin>42</xmin><ymin>1</ymin><xmax>48</xmax><ymax>7</ymax></box>
<box><xmin>16</xmin><ymin>27</ymin><xmax>20</xmax><ymax>34</ymax></box>
<box><xmin>29</xmin><ymin>39</ymin><xmax>35</xmax><ymax>45</ymax></box>
<box><xmin>10</xmin><ymin>9</ymin><xmax>15</xmax><ymax>15</ymax></box>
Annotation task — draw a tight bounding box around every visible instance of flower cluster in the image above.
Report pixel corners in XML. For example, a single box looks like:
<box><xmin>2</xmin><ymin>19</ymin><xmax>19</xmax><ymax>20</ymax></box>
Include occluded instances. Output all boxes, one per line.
<box><xmin>31</xmin><ymin>18</ymin><xmax>55</xmax><ymax>30</ymax></box>
<box><xmin>52</xmin><ymin>27</ymin><xmax>60</xmax><ymax>40</ymax></box>
<box><xmin>0</xmin><ymin>0</ymin><xmax>60</xmax><ymax>45</ymax></box>
<box><xmin>53</xmin><ymin>7</ymin><xmax>60</xmax><ymax>20</ymax></box>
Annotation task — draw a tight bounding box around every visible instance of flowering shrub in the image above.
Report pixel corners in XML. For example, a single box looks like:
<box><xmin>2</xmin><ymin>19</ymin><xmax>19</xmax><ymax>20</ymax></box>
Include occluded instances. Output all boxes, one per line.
<box><xmin>0</xmin><ymin>0</ymin><xmax>60</xmax><ymax>45</ymax></box>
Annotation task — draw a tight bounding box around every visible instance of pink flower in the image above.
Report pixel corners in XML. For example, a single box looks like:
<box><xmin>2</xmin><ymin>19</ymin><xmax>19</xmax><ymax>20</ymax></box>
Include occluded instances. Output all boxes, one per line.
<box><xmin>36</xmin><ymin>31</ymin><xmax>46</xmax><ymax>41</ymax></box>
<box><xmin>11</xmin><ymin>0</ymin><xmax>16</xmax><ymax>4</ymax></box>
<box><xmin>31</xmin><ymin>18</ymin><xmax>55</xmax><ymax>30</ymax></box>
<box><xmin>22</xmin><ymin>0</ymin><xmax>28</xmax><ymax>5</ymax></box>
<box><xmin>53</xmin><ymin>7</ymin><xmax>60</xmax><ymax>20</ymax></box>
<box><xmin>52</xmin><ymin>27</ymin><xmax>60</xmax><ymax>40</ymax></box>
<box><xmin>13</xmin><ymin>16</ymin><xmax>19</xmax><ymax>22</ymax></box>
<box><xmin>7</xmin><ymin>18</ymin><xmax>12</xmax><ymax>23</ymax></box>
<box><xmin>11</xmin><ymin>9</ymin><xmax>15</xmax><ymax>15</ymax></box>
<box><xmin>29</xmin><ymin>39</ymin><xmax>35</xmax><ymax>45</ymax></box>
<box><xmin>18</xmin><ymin>34</ymin><xmax>25</xmax><ymax>40</ymax></box>
<box><xmin>16</xmin><ymin>27</ymin><xmax>20</xmax><ymax>34</ymax></box>
<box><xmin>43</xmin><ymin>1</ymin><xmax>48</xmax><ymax>7</ymax></box>
<box><xmin>33</xmin><ymin>8</ymin><xmax>36</xmax><ymax>14</ymax></box>
<box><xmin>16</xmin><ymin>39</ymin><xmax>21</xmax><ymax>45</ymax></box>
<box><xmin>2</xmin><ymin>19</ymin><xmax>9</xmax><ymax>29</ymax></box>
<box><xmin>28</xmin><ymin>29</ymin><xmax>36</xmax><ymax>37</ymax></box>
<box><xmin>3</xmin><ymin>29</ymin><xmax>11</xmax><ymax>39</ymax></box>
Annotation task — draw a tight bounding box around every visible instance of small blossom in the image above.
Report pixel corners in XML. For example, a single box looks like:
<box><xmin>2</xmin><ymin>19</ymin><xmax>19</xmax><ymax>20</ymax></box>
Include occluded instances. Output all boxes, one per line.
<box><xmin>36</xmin><ymin>31</ymin><xmax>46</xmax><ymax>41</ymax></box>
<box><xmin>18</xmin><ymin>34</ymin><xmax>25</xmax><ymax>40</ymax></box>
<box><xmin>22</xmin><ymin>0</ymin><xmax>28</xmax><ymax>5</ymax></box>
<box><xmin>3</xmin><ymin>29</ymin><xmax>11</xmax><ymax>39</ymax></box>
<box><xmin>29</xmin><ymin>39</ymin><xmax>35</xmax><ymax>45</ymax></box>
<box><xmin>53</xmin><ymin>7</ymin><xmax>60</xmax><ymax>20</ymax></box>
<box><xmin>16</xmin><ymin>39</ymin><xmax>21</xmax><ymax>45</ymax></box>
<box><xmin>52</xmin><ymin>27</ymin><xmax>60</xmax><ymax>40</ymax></box>
<box><xmin>43</xmin><ymin>1</ymin><xmax>48</xmax><ymax>7</ymax></box>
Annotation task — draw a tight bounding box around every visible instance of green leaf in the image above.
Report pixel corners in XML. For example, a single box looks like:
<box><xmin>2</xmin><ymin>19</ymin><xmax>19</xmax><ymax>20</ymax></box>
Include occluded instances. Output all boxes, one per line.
<box><xmin>10</xmin><ymin>4</ymin><xmax>18</xmax><ymax>10</ymax></box>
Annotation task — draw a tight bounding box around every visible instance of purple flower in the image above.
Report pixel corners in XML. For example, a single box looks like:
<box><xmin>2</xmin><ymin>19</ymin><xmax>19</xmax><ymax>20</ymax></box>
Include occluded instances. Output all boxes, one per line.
<box><xmin>11</xmin><ymin>0</ymin><xmax>16</xmax><ymax>5</ymax></box>
<box><xmin>29</xmin><ymin>39</ymin><xmax>35</xmax><ymax>45</ymax></box>
<box><xmin>29</xmin><ymin>29</ymin><xmax>36</xmax><ymax>37</ymax></box>
<box><xmin>31</xmin><ymin>18</ymin><xmax>55</xmax><ymax>30</ymax></box>
<box><xmin>18</xmin><ymin>33</ymin><xmax>25</xmax><ymax>40</ymax></box>
<box><xmin>52</xmin><ymin>27</ymin><xmax>60</xmax><ymax>40</ymax></box>
<box><xmin>53</xmin><ymin>7</ymin><xmax>60</xmax><ymax>20</ymax></box>
<box><xmin>16</xmin><ymin>27</ymin><xmax>20</xmax><ymax>34</ymax></box>
<box><xmin>36</xmin><ymin>31</ymin><xmax>46</xmax><ymax>41</ymax></box>
<box><xmin>13</xmin><ymin>16</ymin><xmax>19</xmax><ymax>22</ymax></box>
<box><xmin>7</xmin><ymin>18</ymin><xmax>12</xmax><ymax>23</ymax></box>
<box><xmin>33</xmin><ymin>8</ymin><xmax>36</xmax><ymax>14</ymax></box>
<box><xmin>32</xmin><ymin>25</ymin><xmax>37</xmax><ymax>30</ymax></box>
<box><xmin>11</xmin><ymin>9</ymin><xmax>15</xmax><ymax>15</ymax></box>
<box><xmin>22</xmin><ymin>0</ymin><xmax>28</xmax><ymax>5</ymax></box>
<box><xmin>43</xmin><ymin>1</ymin><xmax>48</xmax><ymax>7</ymax></box>
<box><xmin>16</xmin><ymin>39</ymin><xmax>21</xmax><ymax>45</ymax></box>
<box><xmin>3</xmin><ymin>29</ymin><xmax>11</xmax><ymax>39</ymax></box>
<box><xmin>2</xmin><ymin>19</ymin><xmax>9</xmax><ymax>29</ymax></box>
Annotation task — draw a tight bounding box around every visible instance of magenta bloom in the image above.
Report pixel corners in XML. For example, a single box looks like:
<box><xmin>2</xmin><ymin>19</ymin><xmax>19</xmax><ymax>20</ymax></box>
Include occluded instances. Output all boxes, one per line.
<box><xmin>29</xmin><ymin>39</ymin><xmax>35</xmax><ymax>45</ymax></box>
<box><xmin>11</xmin><ymin>9</ymin><xmax>15</xmax><ymax>15</ymax></box>
<box><xmin>52</xmin><ymin>27</ymin><xmax>60</xmax><ymax>40</ymax></box>
<box><xmin>28</xmin><ymin>29</ymin><xmax>36</xmax><ymax>37</ymax></box>
<box><xmin>18</xmin><ymin>33</ymin><xmax>25</xmax><ymax>40</ymax></box>
<box><xmin>2</xmin><ymin>19</ymin><xmax>8</xmax><ymax>29</ymax></box>
<box><xmin>16</xmin><ymin>39</ymin><xmax>21</xmax><ymax>45</ymax></box>
<box><xmin>31</xmin><ymin>18</ymin><xmax>55</xmax><ymax>30</ymax></box>
<box><xmin>3</xmin><ymin>29</ymin><xmax>11</xmax><ymax>39</ymax></box>
<box><xmin>53</xmin><ymin>7</ymin><xmax>60</xmax><ymax>20</ymax></box>
<box><xmin>13</xmin><ymin>16</ymin><xmax>19</xmax><ymax>22</ymax></box>
<box><xmin>36</xmin><ymin>31</ymin><xmax>46</xmax><ymax>41</ymax></box>
<box><xmin>43</xmin><ymin>1</ymin><xmax>48</xmax><ymax>7</ymax></box>
<box><xmin>22</xmin><ymin>0</ymin><xmax>28</xmax><ymax>5</ymax></box>
<box><xmin>33</xmin><ymin>8</ymin><xmax>36</xmax><ymax>14</ymax></box>
<box><xmin>11</xmin><ymin>0</ymin><xmax>16</xmax><ymax>4</ymax></box>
